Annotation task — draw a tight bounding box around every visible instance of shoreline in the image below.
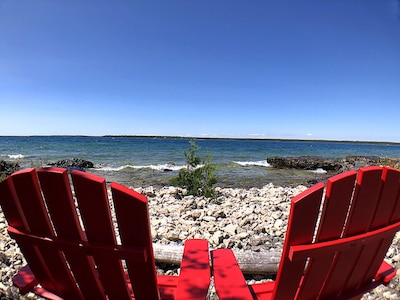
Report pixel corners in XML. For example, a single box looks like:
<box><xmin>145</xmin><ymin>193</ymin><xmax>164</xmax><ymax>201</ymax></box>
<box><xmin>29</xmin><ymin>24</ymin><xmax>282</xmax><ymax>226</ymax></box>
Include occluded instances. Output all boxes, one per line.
<box><xmin>1</xmin><ymin>183</ymin><xmax>399</xmax><ymax>299</ymax></box>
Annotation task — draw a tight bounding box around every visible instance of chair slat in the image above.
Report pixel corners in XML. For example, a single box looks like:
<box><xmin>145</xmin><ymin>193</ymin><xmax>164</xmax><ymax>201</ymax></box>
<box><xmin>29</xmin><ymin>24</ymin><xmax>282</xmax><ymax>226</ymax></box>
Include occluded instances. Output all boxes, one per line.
<box><xmin>371</xmin><ymin>167</ymin><xmax>400</xmax><ymax>229</ymax></box>
<box><xmin>175</xmin><ymin>239</ymin><xmax>210</xmax><ymax>300</ymax></box>
<box><xmin>390</xmin><ymin>189</ymin><xmax>400</xmax><ymax>223</ymax></box>
<box><xmin>345</xmin><ymin>167</ymin><xmax>383</xmax><ymax>236</ymax></box>
<box><xmin>71</xmin><ymin>171</ymin><xmax>131</xmax><ymax>300</ymax></box>
<box><xmin>341</xmin><ymin>167</ymin><xmax>386</xmax><ymax>294</ymax></box>
<box><xmin>0</xmin><ymin>177</ymin><xmax>55</xmax><ymax>293</ymax></box>
<box><xmin>272</xmin><ymin>183</ymin><xmax>324</xmax><ymax>299</ymax></box>
<box><xmin>321</xmin><ymin>167</ymin><xmax>383</xmax><ymax>298</ymax></box>
<box><xmin>295</xmin><ymin>171</ymin><xmax>357</xmax><ymax>299</ymax></box>
<box><xmin>37</xmin><ymin>168</ymin><xmax>106</xmax><ymax>299</ymax></box>
<box><xmin>356</xmin><ymin>167</ymin><xmax>400</xmax><ymax>291</ymax></box>
<box><xmin>212</xmin><ymin>248</ymin><xmax>254</xmax><ymax>300</ymax></box>
<box><xmin>11</xmin><ymin>169</ymin><xmax>83</xmax><ymax>298</ymax></box>
<box><xmin>111</xmin><ymin>182</ymin><xmax>160</xmax><ymax>300</ymax></box>
<box><xmin>0</xmin><ymin>177</ymin><xmax>27</xmax><ymax>230</ymax></box>
<box><xmin>11</xmin><ymin>169</ymin><xmax>54</xmax><ymax>236</ymax></box>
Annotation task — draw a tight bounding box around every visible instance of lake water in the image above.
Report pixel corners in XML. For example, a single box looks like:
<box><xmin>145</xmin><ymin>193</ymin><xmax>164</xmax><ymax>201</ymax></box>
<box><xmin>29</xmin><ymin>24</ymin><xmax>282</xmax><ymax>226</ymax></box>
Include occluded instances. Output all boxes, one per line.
<box><xmin>1</xmin><ymin>136</ymin><xmax>400</xmax><ymax>188</ymax></box>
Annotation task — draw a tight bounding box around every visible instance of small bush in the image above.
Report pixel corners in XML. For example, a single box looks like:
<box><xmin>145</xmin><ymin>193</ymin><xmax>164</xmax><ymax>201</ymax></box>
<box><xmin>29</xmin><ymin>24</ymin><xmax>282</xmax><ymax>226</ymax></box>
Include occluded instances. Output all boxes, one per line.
<box><xmin>172</xmin><ymin>141</ymin><xmax>217</xmax><ymax>198</ymax></box>
<box><xmin>0</xmin><ymin>160</ymin><xmax>20</xmax><ymax>182</ymax></box>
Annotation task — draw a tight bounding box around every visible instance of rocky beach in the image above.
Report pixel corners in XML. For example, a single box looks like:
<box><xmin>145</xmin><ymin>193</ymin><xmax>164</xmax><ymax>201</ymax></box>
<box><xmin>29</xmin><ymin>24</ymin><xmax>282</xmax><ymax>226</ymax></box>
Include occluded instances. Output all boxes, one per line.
<box><xmin>1</xmin><ymin>183</ymin><xmax>399</xmax><ymax>299</ymax></box>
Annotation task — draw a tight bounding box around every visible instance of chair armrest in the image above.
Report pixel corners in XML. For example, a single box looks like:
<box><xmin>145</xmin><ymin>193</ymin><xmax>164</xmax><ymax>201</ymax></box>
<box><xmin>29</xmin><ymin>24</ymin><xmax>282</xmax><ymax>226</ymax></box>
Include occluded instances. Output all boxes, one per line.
<box><xmin>12</xmin><ymin>266</ymin><xmax>62</xmax><ymax>300</ymax></box>
<box><xmin>175</xmin><ymin>239</ymin><xmax>210</xmax><ymax>300</ymax></box>
<box><xmin>12</xmin><ymin>265</ymin><xmax>38</xmax><ymax>295</ymax></box>
<box><xmin>375</xmin><ymin>260</ymin><xmax>397</xmax><ymax>284</ymax></box>
<box><xmin>211</xmin><ymin>248</ymin><xmax>254</xmax><ymax>300</ymax></box>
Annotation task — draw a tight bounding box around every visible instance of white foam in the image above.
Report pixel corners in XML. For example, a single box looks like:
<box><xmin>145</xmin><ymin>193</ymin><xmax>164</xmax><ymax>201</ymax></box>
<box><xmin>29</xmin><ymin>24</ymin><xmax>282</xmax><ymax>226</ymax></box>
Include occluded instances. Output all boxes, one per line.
<box><xmin>310</xmin><ymin>168</ymin><xmax>327</xmax><ymax>174</ymax></box>
<box><xmin>234</xmin><ymin>160</ymin><xmax>271</xmax><ymax>167</ymax></box>
<box><xmin>95</xmin><ymin>163</ymin><xmax>185</xmax><ymax>172</ymax></box>
<box><xmin>8</xmin><ymin>154</ymin><xmax>25</xmax><ymax>159</ymax></box>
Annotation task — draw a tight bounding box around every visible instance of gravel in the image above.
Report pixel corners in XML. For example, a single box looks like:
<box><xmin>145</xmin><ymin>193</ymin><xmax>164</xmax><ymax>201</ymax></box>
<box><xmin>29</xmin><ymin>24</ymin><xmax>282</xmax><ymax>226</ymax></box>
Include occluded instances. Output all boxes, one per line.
<box><xmin>1</xmin><ymin>184</ymin><xmax>399</xmax><ymax>299</ymax></box>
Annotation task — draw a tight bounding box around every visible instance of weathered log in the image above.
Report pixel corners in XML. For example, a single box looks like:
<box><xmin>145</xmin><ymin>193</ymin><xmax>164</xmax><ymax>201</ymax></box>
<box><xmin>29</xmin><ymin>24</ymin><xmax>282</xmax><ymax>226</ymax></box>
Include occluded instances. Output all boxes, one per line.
<box><xmin>153</xmin><ymin>243</ymin><xmax>281</xmax><ymax>275</ymax></box>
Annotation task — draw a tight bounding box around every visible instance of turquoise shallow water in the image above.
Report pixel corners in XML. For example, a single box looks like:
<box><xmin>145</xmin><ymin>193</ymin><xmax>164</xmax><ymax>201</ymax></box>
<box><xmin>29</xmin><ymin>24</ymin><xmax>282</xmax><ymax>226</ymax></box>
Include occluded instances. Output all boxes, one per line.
<box><xmin>1</xmin><ymin>136</ymin><xmax>400</xmax><ymax>188</ymax></box>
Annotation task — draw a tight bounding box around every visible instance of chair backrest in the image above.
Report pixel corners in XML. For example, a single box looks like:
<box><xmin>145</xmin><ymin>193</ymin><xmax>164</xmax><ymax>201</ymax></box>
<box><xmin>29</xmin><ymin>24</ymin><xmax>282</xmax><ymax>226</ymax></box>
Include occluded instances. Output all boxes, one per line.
<box><xmin>272</xmin><ymin>166</ymin><xmax>400</xmax><ymax>299</ymax></box>
<box><xmin>0</xmin><ymin>167</ymin><xmax>160</xmax><ymax>300</ymax></box>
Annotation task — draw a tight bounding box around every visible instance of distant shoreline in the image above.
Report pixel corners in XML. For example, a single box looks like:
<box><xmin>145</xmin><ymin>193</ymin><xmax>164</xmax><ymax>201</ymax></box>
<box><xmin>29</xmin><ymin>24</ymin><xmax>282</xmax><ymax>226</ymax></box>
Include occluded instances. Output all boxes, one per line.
<box><xmin>1</xmin><ymin>134</ymin><xmax>400</xmax><ymax>145</ymax></box>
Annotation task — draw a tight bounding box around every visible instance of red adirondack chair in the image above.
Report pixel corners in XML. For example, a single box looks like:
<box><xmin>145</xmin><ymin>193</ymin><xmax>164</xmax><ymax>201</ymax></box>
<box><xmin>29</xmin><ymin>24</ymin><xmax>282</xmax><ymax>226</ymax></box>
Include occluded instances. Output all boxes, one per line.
<box><xmin>0</xmin><ymin>167</ymin><xmax>210</xmax><ymax>300</ymax></box>
<box><xmin>212</xmin><ymin>166</ymin><xmax>400</xmax><ymax>299</ymax></box>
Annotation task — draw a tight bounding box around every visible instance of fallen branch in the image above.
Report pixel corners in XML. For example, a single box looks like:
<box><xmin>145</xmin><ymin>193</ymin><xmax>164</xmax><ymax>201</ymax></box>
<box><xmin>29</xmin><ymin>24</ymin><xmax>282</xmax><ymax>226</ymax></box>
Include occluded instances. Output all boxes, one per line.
<box><xmin>153</xmin><ymin>243</ymin><xmax>281</xmax><ymax>275</ymax></box>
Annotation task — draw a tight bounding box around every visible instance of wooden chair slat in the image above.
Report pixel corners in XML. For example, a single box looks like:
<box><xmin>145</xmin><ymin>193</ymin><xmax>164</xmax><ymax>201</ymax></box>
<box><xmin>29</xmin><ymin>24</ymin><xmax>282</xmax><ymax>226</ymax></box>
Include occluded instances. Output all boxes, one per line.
<box><xmin>0</xmin><ymin>176</ymin><xmax>27</xmax><ymax>229</ymax></box>
<box><xmin>71</xmin><ymin>171</ymin><xmax>131</xmax><ymax>300</ymax></box>
<box><xmin>345</xmin><ymin>167</ymin><xmax>384</xmax><ymax>236</ymax></box>
<box><xmin>371</xmin><ymin>167</ymin><xmax>400</xmax><ymax>229</ymax></box>
<box><xmin>11</xmin><ymin>169</ymin><xmax>54</xmax><ymax>235</ymax></box>
<box><xmin>9</xmin><ymin>169</ymin><xmax>83</xmax><ymax>298</ymax></box>
<box><xmin>37</xmin><ymin>168</ymin><xmax>106</xmax><ymax>299</ymax></box>
<box><xmin>0</xmin><ymin>179</ymin><xmax>56</xmax><ymax>293</ymax></box>
<box><xmin>175</xmin><ymin>239</ymin><xmax>210</xmax><ymax>300</ymax></box>
<box><xmin>212</xmin><ymin>248</ymin><xmax>254</xmax><ymax>300</ymax></box>
<box><xmin>295</xmin><ymin>170</ymin><xmax>357</xmax><ymax>299</ymax></box>
<box><xmin>353</xmin><ymin>167</ymin><xmax>400</xmax><ymax>291</ymax></box>
<box><xmin>111</xmin><ymin>182</ymin><xmax>160</xmax><ymax>300</ymax></box>
<box><xmin>36</xmin><ymin>168</ymin><xmax>83</xmax><ymax>239</ymax></box>
<box><xmin>391</xmin><ymin>187</ymin><xmax>400</xmax><ymax>223</ymax></box>
<box><xmin>272</xmin><ymin>183</ymin><xmax>324</xmax><ymax>299</ymax></box>
<box><xmin>318</xmin><ymin>170</ymin><xmax>358</xmax><ymax>241</ymax></box>
<box><xmin>317</xmin><ymin>168</ymin><xmax>378</xmax><ymax>297</ymax></box>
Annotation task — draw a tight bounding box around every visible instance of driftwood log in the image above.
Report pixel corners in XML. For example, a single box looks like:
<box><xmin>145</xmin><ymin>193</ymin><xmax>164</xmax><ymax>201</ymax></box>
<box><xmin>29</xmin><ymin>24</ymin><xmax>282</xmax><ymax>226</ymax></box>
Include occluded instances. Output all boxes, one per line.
<box><xmin>153</xmin><ymin>243</ymin><xmax>281</xmax><ymax>275</ymax></box>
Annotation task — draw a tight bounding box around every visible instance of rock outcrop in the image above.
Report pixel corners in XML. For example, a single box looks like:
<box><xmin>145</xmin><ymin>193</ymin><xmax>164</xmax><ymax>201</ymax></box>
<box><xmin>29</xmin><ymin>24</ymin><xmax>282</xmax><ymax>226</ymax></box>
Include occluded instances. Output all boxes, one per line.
<box><xmin>267</xmin><ymin>156</ymin><xmax>342</xmax><ymax>171</ymax></box>
<box><xmin>48</xmin><ymin>158</ymin><xmax>94</xmax><ymax>170</ymax></box>
<box><xmin>267</xmin><ymin>155</ymin><xmax>399</xmax><ymax>173</ymax></box>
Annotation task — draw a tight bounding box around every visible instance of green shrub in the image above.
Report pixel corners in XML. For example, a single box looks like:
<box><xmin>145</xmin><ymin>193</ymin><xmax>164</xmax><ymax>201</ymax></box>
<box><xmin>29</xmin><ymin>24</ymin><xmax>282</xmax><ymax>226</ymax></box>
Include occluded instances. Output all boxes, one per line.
<box><xmin>172</xmin><ymin>140</ymin><xmax>217</xmax><ymax>198</ymax></box>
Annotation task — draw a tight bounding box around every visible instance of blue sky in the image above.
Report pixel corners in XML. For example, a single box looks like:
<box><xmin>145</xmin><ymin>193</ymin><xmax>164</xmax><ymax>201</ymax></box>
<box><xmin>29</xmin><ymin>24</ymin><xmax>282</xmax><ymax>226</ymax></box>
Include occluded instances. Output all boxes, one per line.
<box><xmin>1</xmin><ymin>1</ymin><xmax>400</xmax><ymax>141</ymax></box>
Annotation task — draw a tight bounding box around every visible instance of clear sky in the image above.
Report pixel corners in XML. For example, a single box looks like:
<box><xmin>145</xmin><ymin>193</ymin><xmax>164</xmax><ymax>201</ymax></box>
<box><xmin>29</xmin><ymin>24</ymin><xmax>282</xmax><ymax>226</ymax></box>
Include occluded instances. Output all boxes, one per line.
<box><xmin>1</xmin><ymin>1</ymin><xmax>400</xmax><ymax>142</ymax></box>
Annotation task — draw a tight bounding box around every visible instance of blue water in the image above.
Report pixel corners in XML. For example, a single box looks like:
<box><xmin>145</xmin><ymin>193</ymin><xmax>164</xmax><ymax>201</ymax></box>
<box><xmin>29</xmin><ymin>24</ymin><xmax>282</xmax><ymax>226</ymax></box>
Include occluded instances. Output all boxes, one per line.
<box><xmin>2</xmin><ymin>136</ymin><xmax>400</xmax><ymax>188</ymax></box>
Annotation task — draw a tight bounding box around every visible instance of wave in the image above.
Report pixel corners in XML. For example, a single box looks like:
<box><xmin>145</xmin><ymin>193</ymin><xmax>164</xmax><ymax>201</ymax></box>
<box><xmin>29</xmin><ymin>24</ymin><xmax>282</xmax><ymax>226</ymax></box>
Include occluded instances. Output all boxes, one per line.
<box><xmin>6</xmin><ymin>154</ymin><xmax>25</xmax><ymax>159</ymax></box>
<box><xmin>96</xmin><ymin>160</ymin><xmax>272</xmax><ymax>172</ymax></box>
<box><xmin>95</xmin><ymin>163</ymin><xmax>186</xmax><ymax>172</ymax></box>
<box><xmin>310</xmin><ymin>168</ymin><xmax>327</xmax><ymax>174</ymax></box>
<box><xmin>233</xmin><ymin>160</ymin><xmax>271</xmax><ymax>167</ymax></box>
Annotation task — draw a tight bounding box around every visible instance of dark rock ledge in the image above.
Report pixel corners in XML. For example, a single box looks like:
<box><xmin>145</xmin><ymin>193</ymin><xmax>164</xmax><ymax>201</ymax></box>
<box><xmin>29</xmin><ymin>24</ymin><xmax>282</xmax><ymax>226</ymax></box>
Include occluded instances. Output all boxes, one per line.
<box><xmin>267</xmin><ymin>155</ymin><xmax>399</xmax><ymax>173</ymax></box>
<box><xmin>48</xmin><ymin>158</ymin><xmax>94</xmax><ymax>171</ymax></box>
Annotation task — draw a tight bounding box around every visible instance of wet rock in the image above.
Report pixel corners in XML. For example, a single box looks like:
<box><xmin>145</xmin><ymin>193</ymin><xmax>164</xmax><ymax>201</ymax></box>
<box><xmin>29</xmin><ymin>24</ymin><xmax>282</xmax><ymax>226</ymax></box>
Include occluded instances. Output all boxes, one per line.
<box><xmin>48</xmin><ymin>158</ymin><xmax>94</xmax><ymax>170</ymax></box>
<box><xmin>267</xmin><ymin>156</ymin><xmax>342</xmax><ymax>171</ymax></box>
<box><xmin>0</xmin><ymin>160</ymin><xmax>20</xmax><ymax>180</ymax></box>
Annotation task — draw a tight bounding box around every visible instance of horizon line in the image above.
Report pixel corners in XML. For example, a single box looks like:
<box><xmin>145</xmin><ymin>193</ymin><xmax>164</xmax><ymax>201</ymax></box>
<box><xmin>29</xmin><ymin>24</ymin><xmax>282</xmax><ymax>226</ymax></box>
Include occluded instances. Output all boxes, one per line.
<box><xmin>1</xmin><ymin>134</ymin><xmax>399</xmax><ymax>145</ymax></box>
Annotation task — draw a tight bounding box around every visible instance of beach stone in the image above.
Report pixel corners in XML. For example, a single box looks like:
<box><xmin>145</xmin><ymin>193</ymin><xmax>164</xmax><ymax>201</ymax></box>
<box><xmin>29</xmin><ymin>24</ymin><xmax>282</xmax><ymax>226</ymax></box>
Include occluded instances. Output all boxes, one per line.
<box><xmin>273</xmin><ymin>219</ymin><xmax>284</xmax><ymax>230</ymax></box>
<box><xmin>223</xmin><ymin>224</ymin><xmax>238</xmax><ymax>235</ymax></box>
<box><xmin>142</xmin><ymin>186</ymin><xmax>155</xmax><ymax>197</ymax></box>
<box><xmin>166</xmin><ymin>231</ymin><xmax>180</xmax><ymax>241</ymax></box>
<box><xmin>211</xmin><ymin>230</ymin><xmax>224</xmax><ymax>245</ymax></box>
<box><xmin>203</xmin><ymin>216</ymin><xmax>216</xmax><ymax>222</ymax></box>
